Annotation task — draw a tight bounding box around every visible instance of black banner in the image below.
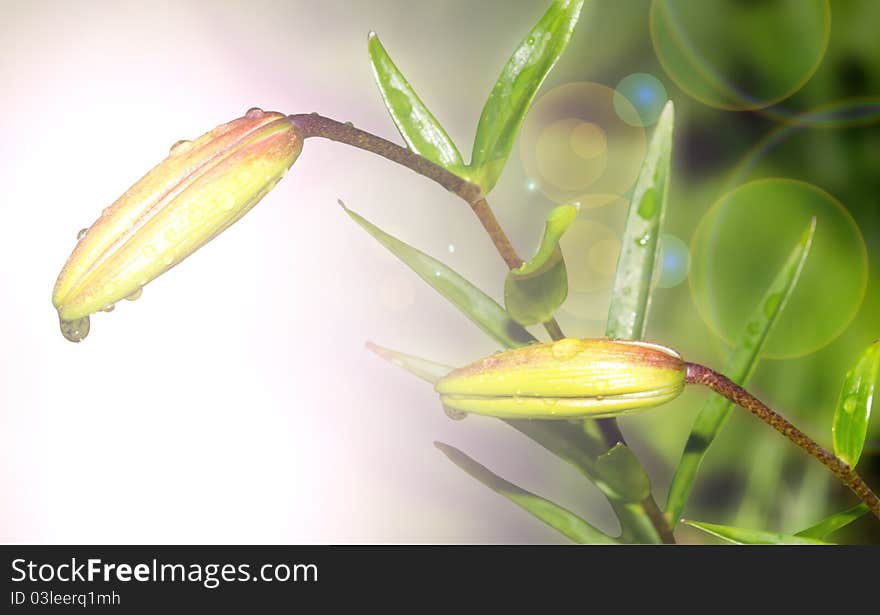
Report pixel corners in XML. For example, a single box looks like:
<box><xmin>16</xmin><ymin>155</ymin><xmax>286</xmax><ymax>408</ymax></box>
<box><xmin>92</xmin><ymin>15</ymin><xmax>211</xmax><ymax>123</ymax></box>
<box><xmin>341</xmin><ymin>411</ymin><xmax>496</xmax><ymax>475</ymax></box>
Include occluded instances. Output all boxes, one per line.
<box><xmin>1</xmin><ymin>545</ymin><xmax>875</xmax><ymax>611</ymax></box>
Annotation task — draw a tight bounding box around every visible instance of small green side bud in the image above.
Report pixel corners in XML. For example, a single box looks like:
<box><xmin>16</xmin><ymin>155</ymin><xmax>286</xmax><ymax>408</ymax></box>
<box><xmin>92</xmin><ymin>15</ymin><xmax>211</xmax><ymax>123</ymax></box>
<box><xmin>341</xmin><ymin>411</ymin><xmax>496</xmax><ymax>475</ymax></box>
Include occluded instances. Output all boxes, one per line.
<box><xmin>435</xmin><ymin>338</ymin><xmax>686</xmax><ymax>419</ymax></box>
<box><xmin>52</xmin><ymin>107</ymin><xmax>303</xmax><ymax>341</ymax></box>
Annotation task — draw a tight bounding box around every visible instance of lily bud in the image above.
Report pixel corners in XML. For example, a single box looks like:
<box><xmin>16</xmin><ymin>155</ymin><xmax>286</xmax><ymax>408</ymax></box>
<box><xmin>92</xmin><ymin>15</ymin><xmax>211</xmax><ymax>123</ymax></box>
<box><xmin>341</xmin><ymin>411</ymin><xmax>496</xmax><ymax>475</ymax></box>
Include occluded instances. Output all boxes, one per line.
<box><xmin>52</xmin><ymin>108</ymin><xmax>302</xmax><ymax>342</ymax></box>
<box><xmin>435</xmin><ymin>338</ymin><xmax>686</xmax><ymax>419</ymax></box>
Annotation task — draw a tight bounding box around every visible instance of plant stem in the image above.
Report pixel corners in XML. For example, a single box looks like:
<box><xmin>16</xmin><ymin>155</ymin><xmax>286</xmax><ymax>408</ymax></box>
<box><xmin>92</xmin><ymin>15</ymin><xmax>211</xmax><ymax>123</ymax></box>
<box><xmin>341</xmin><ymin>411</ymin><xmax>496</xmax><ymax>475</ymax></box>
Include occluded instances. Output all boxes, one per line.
<box><xmin>289</xmin><ymin>113</ymin><xmax>523</xmax><ymax>269</ymax></box>
<box><xmin>290</xmin><ymin>111</ymin><xmax>676</xmax><ymax>542</ymax></box>
<box><xmin>685</xmin><ymin>362</ymin><xmax>880</xmax><ymax>521</ymax></box>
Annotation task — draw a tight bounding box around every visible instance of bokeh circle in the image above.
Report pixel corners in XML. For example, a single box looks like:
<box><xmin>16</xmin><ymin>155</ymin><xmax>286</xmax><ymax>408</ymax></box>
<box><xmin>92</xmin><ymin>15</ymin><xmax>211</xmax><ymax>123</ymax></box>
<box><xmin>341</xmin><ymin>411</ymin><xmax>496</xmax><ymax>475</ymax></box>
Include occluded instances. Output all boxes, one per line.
<box><xmin>519</xmin><ymin>82</ymin><xmax>647</xmax><ymax>208</ymax></box>
<box><xmin>650</xmin><ymin>0</ymin><xmax>830</xmax><ymax>110</ymax></box>
<box><xmin>689</xmin><ymin>179</ymin><xmax>867</xmax><ymax>358</ymax></box>
<box><xmin>613</xmin><ymin>73</ymin><xmax>668</xmax><ymax>127</ymax></box>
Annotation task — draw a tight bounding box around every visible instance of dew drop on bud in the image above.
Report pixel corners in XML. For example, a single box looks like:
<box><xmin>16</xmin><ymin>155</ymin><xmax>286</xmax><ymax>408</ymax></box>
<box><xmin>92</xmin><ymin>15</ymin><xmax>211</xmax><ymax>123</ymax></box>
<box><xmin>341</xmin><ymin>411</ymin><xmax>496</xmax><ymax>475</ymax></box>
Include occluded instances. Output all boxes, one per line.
<box><xmin>125</xmin><ymin>287</ymin><xmax>143</xmax><ymax>302</ymax></box>
<box><xmin>169</xmin><ymin>139</ymin><xmax>194</xmax><ymax>155</ymax></box>
<box><xmin>443</xmin><ymin>406</ymin><xmax>467</xmax><ymax>421</ymax></box>
<box><xmin>77</xmin><ymin>228</ymin><xmax>88</xmax><ymax>240</ymax></box>
<box><xmin>102</xmin><ymin>304</ymin><xmax>115</xmax><ymax>313</ymax></box>
<box><xmin>551</xmin><ymin>338</ymin><xmax>581</xmax><ymax>361</ymax></box>
<box><xmin>245</xmin><ymin>107</ymin><xmax>264</xmax><ymax>119</ymax></box>
<box><xmin>59</xmin><ymin>315</ymin><xmax>90</xmax><ymax>343</ymax></box>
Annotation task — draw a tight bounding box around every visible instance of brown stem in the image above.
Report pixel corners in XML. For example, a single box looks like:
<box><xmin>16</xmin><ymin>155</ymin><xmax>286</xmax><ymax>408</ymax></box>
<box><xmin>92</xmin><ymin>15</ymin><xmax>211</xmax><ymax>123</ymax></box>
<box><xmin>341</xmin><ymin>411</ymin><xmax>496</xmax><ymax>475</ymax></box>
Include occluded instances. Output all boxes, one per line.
<box><xmin>290</xmin><ymin>112</ymin><xmax>676</xmax><ymax>542</ymax></box>
<box><xmin>685</xmin><ymin>362</ymin><xmax>880</xmax><ymax>520</ymax></box>
<box><xmin>289</xmin><ymin>113</ymin><xmax>522</xmax><ymax>269</ymax></box>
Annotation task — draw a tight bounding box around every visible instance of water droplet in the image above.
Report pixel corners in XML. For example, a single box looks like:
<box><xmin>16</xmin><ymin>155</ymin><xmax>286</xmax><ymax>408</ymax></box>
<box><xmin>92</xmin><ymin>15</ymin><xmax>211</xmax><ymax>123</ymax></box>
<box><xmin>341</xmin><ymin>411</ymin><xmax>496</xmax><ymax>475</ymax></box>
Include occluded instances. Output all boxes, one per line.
<box><xmin>245</xmin><ymin>107</ymin><xmax>264</xmax><ymax>119</ymax></box>
<box><xmin>551</xmin><ymin>338</ymin><xmax>582</xmax><ymax>361</ymax></box>
<box><xmin>843</xmin><ymin>396</ymin><xmax>857</xmax><ymax>414</ymax></box>
<box><xmin>636</xmin><ymin>233</ymin><xmax>650</xmax><ymax>247</ymax></box>
<box><xmin>162</xmin><ymin>254</ymin><xmax>174</xmax><ymax>266</ymax></box>
<box><xmin>595</xmin><ymin>395</ymin><xmax>605</xmax><ymax>402</ymax></box>
<box><xmin>59</xmin><ymin>315</ymin><xmax>90</xmax><ymax>343</ymax></box>
<box><xmin>443</xmin><ymin>406</ymin><xmax>467</xmax><ymax>421</ymax></box>
<box><xmin>527</xmin><ymin>36</ymin><xmax>535</xmax><ymax>45</ymax></box>
<box><xmin>343</xmin><ymin>121</ymin><xmax>354</xmax><ymax>127</ymax></box>
<box><xmin>448</xmin><ymin>244</ymin><xmax>456</xmax><ymax>253</ymax></box>
<box><xmin>77</xmin><ymin>228</ymin><xmax>88</xmax><ymax>240</ymax></box>
<box><xmin>102</xmin><ymin>304</ymin><xmax>115</xmax><ymax>313</ymax></box>
<box><xmin>310</xmin><ymin>111</ymin><xmax>319</xmax><ymax>116</ymax></box>
<box><xmin>169</xmin><ymin>139</ymin><xmax>194</xmax><ymax>155</ymax></box>
<box><xmin>125</xmin><ymin>287</ymin><xmax>143</xmax><ymax>301</ymax></box>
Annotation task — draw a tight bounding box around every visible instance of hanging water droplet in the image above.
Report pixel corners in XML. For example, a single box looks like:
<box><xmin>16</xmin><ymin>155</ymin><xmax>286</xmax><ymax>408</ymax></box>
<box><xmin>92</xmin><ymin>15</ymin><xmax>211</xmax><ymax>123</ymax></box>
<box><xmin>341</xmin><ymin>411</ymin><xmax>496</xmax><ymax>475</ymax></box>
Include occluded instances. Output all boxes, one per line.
<box><xmin>102</xmin><ymin>304</ymin><xmax>115</xmax><ymax>313</ymax></box>
<box><xmin>343</xmin><ymin>121</ymin><xmax>354</xmax><ymax>127</ymax></box>
<box><xmin>169</xmin><ymin>139</ymin><xmax>194</xmax><ymax>155</ymax></box>
<box><xmin>310</xmin><ymin>111</ymin><xmax>319</xmax><ymax>117</ymax></box>
<box><xmin>527</xmin><ymin>36</ymin><xmax>535</xmax><ymax>45</ymax></box>
<box><xmin>77</xmin><ymin>228</ymin><xmax>88</xmax><ymax>240</ymax></box>
<box><xmin>443</xmin><ymin>406</ymin><xmax>467</xmax><ymax>421</ymax></box>
<box><xmin>245</xmin><ymin>107</ymin><xmax>264</xmax><ymax>119</ymax></box>
<box><xmin>125</xmin><ymin>287</ymin><xmax>143</xmax><ymax>301</ymax></box>
<box><xmin>59</xmin><ymin>315</ymin><xmax>90</xmax><ymax>343</ymax></box>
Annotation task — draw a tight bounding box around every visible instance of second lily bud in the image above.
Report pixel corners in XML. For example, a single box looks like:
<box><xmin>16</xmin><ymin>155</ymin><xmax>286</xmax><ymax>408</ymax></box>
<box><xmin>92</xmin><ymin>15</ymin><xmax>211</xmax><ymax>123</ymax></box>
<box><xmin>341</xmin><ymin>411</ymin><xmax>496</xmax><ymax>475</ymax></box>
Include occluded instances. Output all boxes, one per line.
<box><xmin>435</xmin><ymin>338</ymin><xmax>686</xmax><ymax>419</ymax></box>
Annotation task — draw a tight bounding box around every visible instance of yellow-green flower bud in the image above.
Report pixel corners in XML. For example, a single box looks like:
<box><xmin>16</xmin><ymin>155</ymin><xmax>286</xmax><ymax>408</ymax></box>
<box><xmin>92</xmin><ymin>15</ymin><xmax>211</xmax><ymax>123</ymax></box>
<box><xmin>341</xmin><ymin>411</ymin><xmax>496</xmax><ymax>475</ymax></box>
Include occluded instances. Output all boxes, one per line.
<box><xmin>52</xmin><ymin>107</ymin><xmax>302</xmax><ymax>342</ymax></box>
<box><xmin>435</xmin><ymin>338</ymin><xmax>686</xmax><ymax>419</ymax></box>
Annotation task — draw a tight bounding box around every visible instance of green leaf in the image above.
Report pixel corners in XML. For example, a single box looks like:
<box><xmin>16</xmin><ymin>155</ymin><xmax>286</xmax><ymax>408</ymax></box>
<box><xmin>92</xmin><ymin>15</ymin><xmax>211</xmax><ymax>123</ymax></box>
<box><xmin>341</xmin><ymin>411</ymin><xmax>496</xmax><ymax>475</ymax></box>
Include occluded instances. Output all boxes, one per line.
<box><xmin>504</xmin><ymin>204</ymin><xmax>576</xmax><ymax>325</ymax></box>
<box><xmin>435</xmin><ymin>441</ymin><xmax>616</xmax><ymax>544</ymax></box>
<box><xmin>605</xmin><ymin>101</ymin><xmax>674</xmax><ymax>340</ymax></box>
<box><xmin>684</xmin><ymin>520</ymin><xmax>832</xmax><ymax>545</ymax></box>
<box><xmin>594</xmin><ymin>443</ymin><xmax>652</xmax><ymax>503</ymax></box>
<box><xmin>795</xmin><ymin>503</ymin><xmax>869</xmax><ymax>539</ymax></box>
<box><xmin>342</xmin><ymin>202</ymin><xmax>536</xmax><ymax>349</ymax></box>
<box><xmin>469</xmin><ymin>0</ymin><xmax>584</xmax><ymax>193</ymax></box>
<box><xmin>666</xmin><ymin>218</ymin><xmax>817</xmax><ymax>526</ymax></box>
<box><xmin>365</xmin><ymin>341</ymin><xmax>452</xmax><ymax>385</ymax></box>
<box><xmin>832</xmin><ymin>340</ymin><xmax>880</xmax><ymax>468</ymax></box>
<box><xmin>368</xmin><ymin>32</ymin><xmax>464</xmax><ymax>172</ymax></box>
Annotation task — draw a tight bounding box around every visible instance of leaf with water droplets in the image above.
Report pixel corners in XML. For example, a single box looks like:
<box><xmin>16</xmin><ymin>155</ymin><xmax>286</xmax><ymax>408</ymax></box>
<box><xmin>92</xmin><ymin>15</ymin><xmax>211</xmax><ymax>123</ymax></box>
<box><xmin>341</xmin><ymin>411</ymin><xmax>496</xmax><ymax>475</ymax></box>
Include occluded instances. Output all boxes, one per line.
<box><xmin>795</xmin><ymin>503</ymin><xmax>869</xmax><ymax>539</ymax></box>
<box><xmin>365</xmin><ymin>341</ymin><xmax>452</xmax><ymax>385</ymax></box>
<box><xmin>605</xmin><ymin>101</ymin><xmax>673</xmax><ymax>340</ymax></box>
<box><xmin>504</xmin><ymin>204</ymin><xmax>576</xmax><ymax>325</ymax></box>
<box><xmin>832</xmin><ymin>340</ymin><xmax>880</xmax><ymax>468</ymax></box>
<box><xmin>368</xmin><ymin>32</ymin><xmax>464</xmax><ymax>173</ymax></box>
<box><xmin>666</xmin><ymin>218</ymin><xmax>816</xmax><ymax>526</ymax></box>
<box><xmin>435</xmin><ymin>441</ymin><xmax>616</xmax><ymax>544</ymax></box>
<box><xmin>469</xmin><ymin>0</ymin><xmax>584</xmax><ymax>193</ymax></box>
<box><xmin>683</xmin><ymin>520</ymin><xmax>832</xmax><ymax>545</ymax></box>
<box><xmin>342</xmin><ymin>203</ymin><xmax>536</xmax><ymax>349</ymax></box>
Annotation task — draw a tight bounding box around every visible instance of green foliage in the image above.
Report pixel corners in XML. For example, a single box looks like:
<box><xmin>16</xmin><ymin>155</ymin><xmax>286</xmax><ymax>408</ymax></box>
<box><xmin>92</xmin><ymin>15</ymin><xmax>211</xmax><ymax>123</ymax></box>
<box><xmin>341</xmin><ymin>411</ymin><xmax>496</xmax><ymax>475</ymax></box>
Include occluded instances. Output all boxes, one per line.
<box><xmin>684</xmin><ymin>520</ymin><xmax>832</xmax><ymax>545</ymax></box>
<box><xmin>367</xmin><ymin>32</ymin><xmax>465</xmax><ymax>173</ymax></box>
<box><xmin>795</xmin><ymin>504</ymin><xmax>869</xmax><ymax>539</ymax></box>
<box><xmin>594</xmin><ymin>444</ymin><xmax>652</xmax><ymax>502</ymax></box>
<box><xmin>832</xmin><ymin>340</ymin><xmax>880</xmax><ymax>468</ymax></box>
<box><xmin>605</xmin><ymin>102</ymin><xmax>674</xmax><ymax>340</ymax></box>
<box><xmin>435</xmin><ymin>441</ymin><xmax>617</xmax><ymax>544</ymax></box>
<box><xmin>665</xmin><ymin>219</ymin><xmax>816</xmax><ymax>526</ymax></box>
<box><xmin>342</xmin><ymin>202</ymin><xmax>536</xmax><ymax>349</ymax></box>
<box><xmin>504</xmin><ymin>204</ymin><xmax>576</xmax><ymax>325</ymax></box>
<box><xmin>365</xmin><ymin>341</ymin><xmax>452</xmax><ymax>385</ymax></box>
<box><xmin>469</xmin><ymin>0</ymin><xmax>584</xmax><ymax>193</ymax></box>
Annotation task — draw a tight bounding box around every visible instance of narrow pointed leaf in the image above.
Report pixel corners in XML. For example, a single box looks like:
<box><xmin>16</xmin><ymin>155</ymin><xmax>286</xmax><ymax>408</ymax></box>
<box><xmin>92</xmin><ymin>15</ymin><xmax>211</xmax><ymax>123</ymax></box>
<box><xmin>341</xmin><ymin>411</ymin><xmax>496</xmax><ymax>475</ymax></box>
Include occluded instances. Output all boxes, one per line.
<box><xmin>666</xmin><ymin>218</ymin><xmax>817</xmax><ymax>525</ymax></box>
<box><xmin>342</xmin><ymin>203</ymin><xmax>536</xmax><ymax>348</ymax></box>
<box><xmin>436</xmin><ymin>441</ymin><xmax>616</xmax><ymax>544</ymax></box>
<box><xmin>368</xmin><ymin>32</ymin><xmax>464</xmax><ymax>172</ymax></box>
<box><xmin>832</xmin><ymin>340</ymin><xmax>880</xmax><ymax>468</ymax></box>
<box><xmin>795</xmin><ymin>503</ymin><xmax>869</xmax><ymax>539</ymax></box>
<box><xmin>365</xmin><ymin>341</ymin><xmax>452</xmax><ymax>384</ymax></box>
<box><xmin>469</xmin><ymin>0</ymin><xmax>584</xmax><ymax>193</ymax></box>
<box><xmin>684</xmin><ymin>520</ymin><xmax>832</xmax><ymax>545</ymax></box>
<box><xmin>594</xmin><ymin>443</ymin><xmax>652</xmax><ymax>502</ymax></box>
<box><xmin>605</xmin><ymin>102</ymin><xmax>674</xmax><ymax>340</ymax></box>
<box><xmin>504</xmin><ymin>204</ymin><xmax>576</xmax><ymax>325</ymax></box>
